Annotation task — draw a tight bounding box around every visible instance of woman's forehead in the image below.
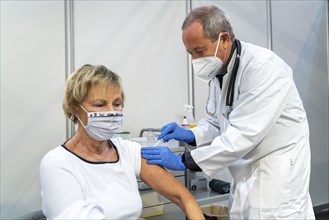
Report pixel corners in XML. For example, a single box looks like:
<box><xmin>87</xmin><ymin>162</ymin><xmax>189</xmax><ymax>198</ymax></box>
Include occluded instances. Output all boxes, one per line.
<box><xmin>87</xmin><ymin>83</ymin><xmax>122</xmax><ymax>100</ymax></box>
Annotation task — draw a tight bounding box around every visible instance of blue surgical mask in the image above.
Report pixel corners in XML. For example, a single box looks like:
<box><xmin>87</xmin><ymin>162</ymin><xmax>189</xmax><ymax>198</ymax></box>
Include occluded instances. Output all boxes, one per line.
<box><xmin>77</xmin><ymin>105</ymin><xmax>123</xmax><ymax>141</ymax></box>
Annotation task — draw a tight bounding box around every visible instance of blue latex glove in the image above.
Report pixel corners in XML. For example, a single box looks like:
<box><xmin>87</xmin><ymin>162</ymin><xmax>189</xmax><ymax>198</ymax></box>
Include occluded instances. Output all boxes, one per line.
<box><xmin>141</xmin><ymin>147</ymin><xmax>186</xmax><ymax>171</ymax></box>
<box><xmin>158</xmin><ymin>122</ymin><xmax>195</xmax><ymax>143</ymax></box>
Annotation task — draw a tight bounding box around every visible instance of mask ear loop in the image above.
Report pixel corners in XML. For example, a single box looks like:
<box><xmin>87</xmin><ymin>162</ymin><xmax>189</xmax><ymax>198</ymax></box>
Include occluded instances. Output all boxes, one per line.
<box><xmin>214</xmin><ymin>34</ymin><xmax>222</xmax><ymax>57</ymax></box>
<box><xmin>76</xmin><ymin>115</ymin><xmax>86</xmax><ymax>126</ymax></box>
<box><xmin>79</xmin><ymin>104</ymin><xmax>88</xmax><ymax>113</ymax></box>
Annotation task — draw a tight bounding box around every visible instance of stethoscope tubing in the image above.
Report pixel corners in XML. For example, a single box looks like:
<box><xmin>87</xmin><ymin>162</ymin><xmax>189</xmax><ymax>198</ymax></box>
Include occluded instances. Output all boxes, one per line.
<box><xmin>226</xmin><ymin>39</ymin><xmax>241</xmax><ymax>108</ymax></box>
<box><xmin>206</xmin><ymin>39</ymin><xmax>241</xmax><ymax>117</ymax></box>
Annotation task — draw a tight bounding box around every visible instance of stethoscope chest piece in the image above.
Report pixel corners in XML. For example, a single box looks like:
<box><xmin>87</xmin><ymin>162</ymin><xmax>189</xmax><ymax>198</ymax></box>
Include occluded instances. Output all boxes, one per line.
<box><xmin>222</xmin><ymin>106</ymin><xmax>233</xmax><ymax>119</ymax></box>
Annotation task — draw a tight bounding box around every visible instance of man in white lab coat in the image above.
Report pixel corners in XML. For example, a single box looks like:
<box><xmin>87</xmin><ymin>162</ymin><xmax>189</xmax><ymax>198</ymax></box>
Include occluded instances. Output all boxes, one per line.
<box><xmin>142</xmin><ymin>5</ymin><xmax>315</xmax><ymax>219</ymax></box>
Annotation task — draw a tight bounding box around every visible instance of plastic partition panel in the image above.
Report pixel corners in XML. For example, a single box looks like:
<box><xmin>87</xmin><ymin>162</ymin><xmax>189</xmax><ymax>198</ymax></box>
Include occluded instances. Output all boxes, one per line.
<box><xmin>271</xmin><ymin>0</ymin><xmax>329</xmax><ymax>206</ymax></box>
<box><xmin>0</xmin><ymin>1</ymin><xmax>67</xmax><ymax>218</ymax></box>
<box><xmin>73</xmin><ymin>1</ymin><xmax>188</xmax><ymax>138</ymax></box>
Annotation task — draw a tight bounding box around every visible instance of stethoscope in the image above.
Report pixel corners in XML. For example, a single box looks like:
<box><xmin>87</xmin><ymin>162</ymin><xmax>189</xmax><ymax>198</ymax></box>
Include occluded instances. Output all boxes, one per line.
<box><xmin>207</xmin><ymin>39</ymin><xmax>241</xmax><ymax>119</ymax></box>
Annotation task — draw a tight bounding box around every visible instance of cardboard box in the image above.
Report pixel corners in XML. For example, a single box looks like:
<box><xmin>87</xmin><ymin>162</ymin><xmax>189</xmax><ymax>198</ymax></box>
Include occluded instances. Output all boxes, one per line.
<box><xmin>201</xmin><ymin>205</ymin><xmax>228</xmax><ymax>220</ymax></box>
<box><xmin>140</xmin><ymin>191</ymin><xmax>164</xmax><ymax>218</ymax></box>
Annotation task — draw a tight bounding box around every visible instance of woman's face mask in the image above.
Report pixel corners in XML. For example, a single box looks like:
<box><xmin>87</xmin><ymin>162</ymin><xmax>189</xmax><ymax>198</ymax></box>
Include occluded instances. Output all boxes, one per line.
<box><xmin>77</xmin><ymin>105</ymin><xmax>123</xmax><ymax>141</ymax></box>
<box><xmin>192</xmin><ymin>34</ymin><xmax>226</xmax><ymax>83</ymax></box>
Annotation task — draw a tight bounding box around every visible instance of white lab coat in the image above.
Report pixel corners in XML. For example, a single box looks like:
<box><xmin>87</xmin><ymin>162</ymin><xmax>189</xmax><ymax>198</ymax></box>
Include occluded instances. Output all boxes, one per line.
<box><xmin>191</xmin><ymin>42</ymin><xmax>315</xmax><ymax>219</ymax></box>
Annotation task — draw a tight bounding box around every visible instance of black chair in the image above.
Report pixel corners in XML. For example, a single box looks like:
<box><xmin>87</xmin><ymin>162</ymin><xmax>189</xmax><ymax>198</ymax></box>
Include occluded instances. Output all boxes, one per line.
<box><xmin>18</xmin><ymin>210</ymin><xmax>46</xmax><ymax>220</ymax></box>
<box><xmin>314</xmin><ymin>203</ymin><xmax>329</xmax><ymax>220</ymax></box>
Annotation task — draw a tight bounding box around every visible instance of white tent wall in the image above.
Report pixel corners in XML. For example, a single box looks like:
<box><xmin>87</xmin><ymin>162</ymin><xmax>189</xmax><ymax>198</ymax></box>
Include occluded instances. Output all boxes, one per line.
<box><xmin>270</xmin><ymin>0</ymin><xmax>328</xmax><ymax>207</ymax></box>
<box><xmin>73</xmin><ymin>1</ymin><xmax>188</xmax><ymax>138</ymax></box>
<box><xmin>0</xmin><ymin>1</ymin><xmax>67</xmax><ymax>218</ymax></box>
<box><xmin>1</xmin><ymin>0</ymin><xmax>328</xmax><ymax>218</ymax></box>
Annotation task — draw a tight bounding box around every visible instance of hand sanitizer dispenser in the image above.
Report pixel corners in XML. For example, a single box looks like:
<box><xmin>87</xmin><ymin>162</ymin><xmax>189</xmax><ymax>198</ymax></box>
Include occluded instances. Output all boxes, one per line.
<box><xmin>183</xmin><ymin>105</ymin><xmax>196</xmax><ymax>128</ymax></box>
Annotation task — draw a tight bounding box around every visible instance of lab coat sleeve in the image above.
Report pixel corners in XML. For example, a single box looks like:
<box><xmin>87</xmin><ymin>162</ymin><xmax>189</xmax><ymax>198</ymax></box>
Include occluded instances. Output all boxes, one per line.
<box><xmin>40</xmin><ymin>151</ymin><xmax>105</xmax><ymax>219</ymax></box>
<box><xmin>191</xmin><ymin>55</ymin><xmax>292</xmax><ymax>177</ymax></box>
<box><xmin>192</xmin><ymin>114</ymin><xmax>221</xmax><ymax>146</ymax></box>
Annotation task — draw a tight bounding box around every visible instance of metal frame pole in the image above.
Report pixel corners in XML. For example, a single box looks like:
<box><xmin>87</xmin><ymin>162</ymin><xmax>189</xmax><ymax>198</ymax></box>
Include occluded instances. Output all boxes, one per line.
<box><xmin>266</xmin><ymin>0</ymin><xmax>273</xmax><ymax>50</ymax></box>
<box><xmin>185</xmin><ymin>0</ymin><xmax>193</xmax><ymax>191</ymax></box>
<box><xmin>64</xmin><ymin>0</ymin><xmax>76</xmax><ymax>139</ymax></box>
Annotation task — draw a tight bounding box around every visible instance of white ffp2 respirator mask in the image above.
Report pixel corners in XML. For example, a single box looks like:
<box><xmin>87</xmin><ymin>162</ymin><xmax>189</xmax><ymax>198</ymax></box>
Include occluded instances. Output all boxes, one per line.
<box><xmin>77</xmin><ymin>105</ymin><xmax>123</xmax><ymax>141</ymax></box>
<box><xmin>192</xmin><ymin>34</ymin><xmax>225</xmax><ymax>83</ymax></box>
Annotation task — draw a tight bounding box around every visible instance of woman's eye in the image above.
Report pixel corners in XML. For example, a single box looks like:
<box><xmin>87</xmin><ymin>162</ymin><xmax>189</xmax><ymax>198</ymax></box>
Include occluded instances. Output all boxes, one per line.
<box><xmin>113</xmin><ymin>102</ymin><xmax>123</xmax><ymax>109</ymax></box>
<box><xmin>95</xmin><ymin>104</ymin><xmax>105</xmax><ymax>108</ymax></box>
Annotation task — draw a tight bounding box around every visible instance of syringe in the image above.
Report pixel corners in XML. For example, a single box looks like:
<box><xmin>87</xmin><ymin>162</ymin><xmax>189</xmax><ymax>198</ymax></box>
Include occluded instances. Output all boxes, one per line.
<box><xmin>153</xmin><ymin>139</ymin><xmax>164</xmax><ymax>146</ymax></box>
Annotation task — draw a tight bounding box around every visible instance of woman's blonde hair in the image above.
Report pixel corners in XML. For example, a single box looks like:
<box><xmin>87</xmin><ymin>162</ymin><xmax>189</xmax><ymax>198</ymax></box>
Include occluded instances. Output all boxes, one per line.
<box><xmin>63</xmin><ymin>64</ymin><xmax>125</xmax><ymax>123</ymax></box>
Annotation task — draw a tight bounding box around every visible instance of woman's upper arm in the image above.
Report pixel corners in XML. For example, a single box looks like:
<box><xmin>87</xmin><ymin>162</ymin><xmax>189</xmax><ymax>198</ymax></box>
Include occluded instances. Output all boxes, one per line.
<box><xmin>140</xmin><ymin>158</ymin><xmax>185</xmax><ymax>200</ymax></box>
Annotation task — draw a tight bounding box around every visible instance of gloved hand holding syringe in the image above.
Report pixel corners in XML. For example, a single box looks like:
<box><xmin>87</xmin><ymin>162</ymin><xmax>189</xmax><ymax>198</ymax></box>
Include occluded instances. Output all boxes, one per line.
<box><xmin>141</xmin><ymin>121</ymin><xmax>196</xmax><ymax>170</ymax></box>
<box><xmin>141</xmin><ymin>138</ymin><xmax>187</xmax><ymax>171</ymax></box>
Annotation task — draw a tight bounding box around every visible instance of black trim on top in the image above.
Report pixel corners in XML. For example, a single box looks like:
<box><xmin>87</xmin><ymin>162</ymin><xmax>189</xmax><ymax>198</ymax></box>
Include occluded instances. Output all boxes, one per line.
<box><xmin>61</xmin><ymin>139</ymin><xmax>119</xmax><ymax>164</ymax></box>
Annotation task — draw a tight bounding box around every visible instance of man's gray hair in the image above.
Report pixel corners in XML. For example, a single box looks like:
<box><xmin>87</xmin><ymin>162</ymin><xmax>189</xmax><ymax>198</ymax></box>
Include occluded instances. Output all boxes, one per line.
<box><xmin>182</xmin><ymin>5</ymin><xmax>235</xmax><ymax>42</ymax></box>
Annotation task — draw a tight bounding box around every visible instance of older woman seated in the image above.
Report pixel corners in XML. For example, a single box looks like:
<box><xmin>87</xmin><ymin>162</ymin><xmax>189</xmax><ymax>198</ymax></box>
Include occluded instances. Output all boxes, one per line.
<box><xmin>40</xmin><ymin>64</ymin><xmax>204</xmax><ymax>220</ymax></box>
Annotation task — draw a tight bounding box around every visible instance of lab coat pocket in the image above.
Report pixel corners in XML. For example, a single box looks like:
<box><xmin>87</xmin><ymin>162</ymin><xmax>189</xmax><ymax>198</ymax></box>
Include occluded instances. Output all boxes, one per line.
<box><xmin>206</xmin><ymin>83</ymin><xmax>218</xmax><ymax>116</ymax></box>
<box><xmin>249</xmin><ymin>157</ymin><xmax>292</xmax><ymax>210</ymax></box>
